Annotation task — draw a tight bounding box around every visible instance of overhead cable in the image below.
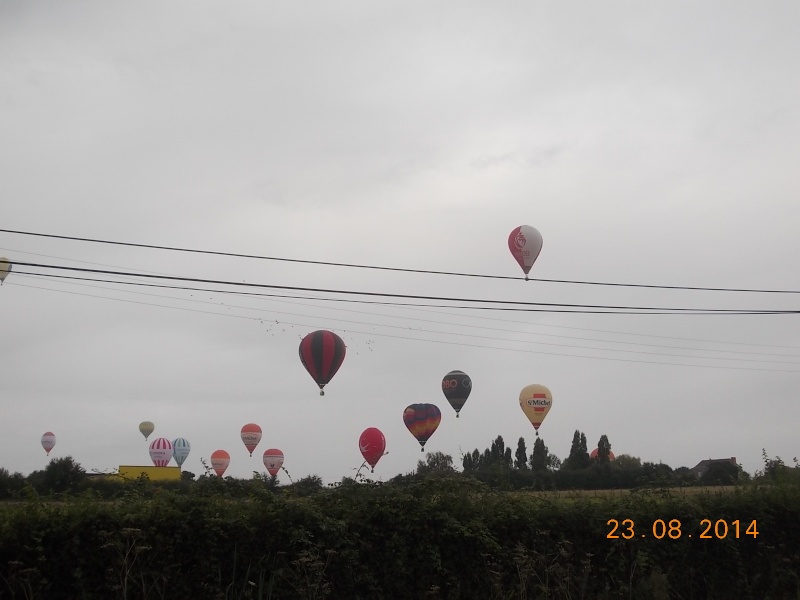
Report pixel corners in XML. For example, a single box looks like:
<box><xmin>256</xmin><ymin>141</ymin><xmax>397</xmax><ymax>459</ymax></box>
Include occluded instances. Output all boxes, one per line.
<box><xmin>2</xmin><ymin>228</ymin><xmax>799</xmax><ymax>294</ymax></box>
<box><xmin>12</xmin><ymin>263</ymin><xmax>800</xmax><ymax>315</ymax></box>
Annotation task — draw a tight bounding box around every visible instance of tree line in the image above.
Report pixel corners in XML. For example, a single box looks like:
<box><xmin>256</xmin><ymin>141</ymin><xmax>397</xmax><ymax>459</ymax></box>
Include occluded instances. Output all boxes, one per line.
<box><xmin>2</xmin><ymin>431</ymin><xmax>797</xmax><ymax>500</ymax></box>
<box><xmin>410</xmin><ymin>430</ymin><xmax>754</xmax><ymax>491</ymax></box>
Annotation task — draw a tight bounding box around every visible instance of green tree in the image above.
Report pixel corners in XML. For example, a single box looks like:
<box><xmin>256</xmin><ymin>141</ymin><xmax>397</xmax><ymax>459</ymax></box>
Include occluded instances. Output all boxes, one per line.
<box><xmin>514</xmin><ymin>437</ymin><xmax>528</xmax><ymax>470</ymax></box>
<box><xmin>530</xmin><ymin>438</ymin><xmax>550</xmax><ymax>472</ymax></box>
<box><xmin>596</xmin><ymin>434</ymin><xmax>611</xmax><ymax>464</ymax></box>
<box><xmin>488</xmin><ymin>435</ymin><xmax>512</xmax><ymax>468</ymax></box>
<box><xmin>614</xmin><ymin>454</ymin><xmax>642</xmax><ymax>470</ymax></box>
<box><xmin>27</xmin><ymin>456</ymin><xmax>87</xmax><ymax>496</ymax></box>
<box><xmin>416</xmin><ymin>451</ymin><xmax>455</xmax><ymax>477</ymax></box>
<box><xmin>564</xmin><ymin>430</ymin><xmax>591</xmax><ymax>470</ymax></box>
<box><xmin>0</xmin><ymin>468</ymin><xmax>26</xmax><ymax>499</ymax></box>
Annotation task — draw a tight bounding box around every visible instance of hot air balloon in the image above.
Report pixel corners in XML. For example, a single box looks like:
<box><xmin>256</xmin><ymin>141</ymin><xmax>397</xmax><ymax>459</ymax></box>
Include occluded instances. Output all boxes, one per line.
<box><xmin>0</xmin><ymin>258</ymin><xmax>11</xmax><ymax>285</ymax></box>
<box><xmin>403</xmin><ymin>404</ymin><xmax>441</xmax><ymax>451</ymax></box>
<box><xmin>210</xmin><ymin>450</ymin><xmax>230</xmax><ymax>477</ymax></box>
<box><xmin>519</xmin><ymin>384</ymin><xmax>552</xmax><ymax>436</ymax></box>
<box><xmin>149</xmin><ymin>437</ymin><xmax>174</xmax><ymax>467</ymax></box>
<box><xmin>41</xmin><ymin>432</ymin><xmax>56</xmax><ymax>456</ymax></box>
<box><xmin>241</xmin><ymin>423</ymin><xmax>262</xmax><ymax>457</ymax></box>
<box><xmin>508</xmin><ymin>225</ymin><xmax>543</xmax><ymax>280</ymax></box>
<box><xmin>590</xmin><ymin>448</ymin><xmax>616</xmax><ymax>461</ymax></box>
<box><xmin>442</xmin><ymin>370</ymin><xmax>472</xmax><ymax>418</ymax></box>
<box><xmin>299</xmin><ymin>330</ymin><xmax>346</xmax><ymax>395</ymax></box>
<box><xmin>263</xmin><ymin>449</ymin><xmax>284</xmax><ymax>477</ymax></box>
<box><xmin>359</xmin><ymin>427</ymin><xmax>386</xmax><ymax>472</ymax></box>
<box><xmin>172</xmin><ymin>438</ymin><xmax>191</xmax><ymax>468</ymax></box>
<box><xmin>139</xmin><ymin>421</ymin><xmax>155</xmax><ymax>440</ymax></box>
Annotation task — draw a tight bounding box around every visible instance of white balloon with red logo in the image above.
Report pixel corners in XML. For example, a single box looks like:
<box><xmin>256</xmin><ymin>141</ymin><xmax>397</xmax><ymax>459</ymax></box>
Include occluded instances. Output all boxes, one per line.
<box><xmin>508</xmin><ymin>225</ymin><xmax>543</xmax><ymax>279</ymax></box>
<box><xmin>149</xmin><ymin>437</ymin><xmax>174</xmax><ymax>467</ymax></box>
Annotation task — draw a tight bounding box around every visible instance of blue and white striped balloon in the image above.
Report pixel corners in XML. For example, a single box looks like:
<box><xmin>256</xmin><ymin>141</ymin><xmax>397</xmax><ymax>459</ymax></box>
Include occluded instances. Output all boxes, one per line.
<box><xmin>172</xmin><ymin>437</ymin><xmax>191</xmax><ymax>468</ymax></box>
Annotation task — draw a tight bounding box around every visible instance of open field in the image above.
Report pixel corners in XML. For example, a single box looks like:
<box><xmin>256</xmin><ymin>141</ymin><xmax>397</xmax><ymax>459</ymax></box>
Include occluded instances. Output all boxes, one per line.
<box><xmin>516</xmin><ymin>485</ymin><xmax>740</xmax><ymax>499</ymax></box>
<box><xmin>0</xmin><ymin>480</ymin><xmax>798</xmax><ymax>599</ymax></box>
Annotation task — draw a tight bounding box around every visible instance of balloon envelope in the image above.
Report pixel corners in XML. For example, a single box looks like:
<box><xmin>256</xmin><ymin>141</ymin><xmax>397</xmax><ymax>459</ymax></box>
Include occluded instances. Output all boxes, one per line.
<box><xmin>359</xmin><ymin>427</ymin><xmax>386</xmax><ymax>471</ymax></box>
<box><xmin>41</xmin><ymin>432</ymin><xmax>56</xmax><ymax>456</ymax></box>
<box><xmin>139</xmin><ymin>421</ymin><xmax>155</xmax><ymax>440</ymax></box>
<box><xmin>403</xmin><ymin>404</ymin><xmax>442</xmax><ymax>450</ymax></box>
<box><xmin>298</xmin><ymin>330</ymin><xmax>346</xmax><ymax>395</ymax></box>
<box><xmin>441</xmin><ymin>370</ymin><xmax>472</xmax><ymax>417</ymax></box>
<box><xmin>263</xmin><ymin>449</ymin><xmax>284</xmax><ymax>477</ymax></box>
<box><xmin>210</xmin><ymin>450</ymin><xmax>230</xmax><ymax>477</ymax></box>
<box><xmin>508</xmin><ymin>225</ymin><xmax>543</xmax><ymax>278</ymax></box>
<box><xmin>149</xmin><ymin>437</ymin><xmax>174</xmax><ymax>467</ymax></box>
<box><xmin>590</xmin><ymin>448</ymin><xmax>616</xmax><ymax>461</ymax></box>
<box><xmin>0</xmin><ymin>258</ymin><xmax>11</xmax><ymax>284</ymax></box>
<box><xmin>172</xmin><ymin>438</ymin><xmax>191</xmax><ymax>467</ymax></box>
<box><xmin>519</xmin><ymin>384</ymin><xmax>553</xmax><ymax>435</ymax></box>
<box><xmin>240</xmin><ymin>423</ymin><xmax>262</xmax><ymax>456</ymax></box>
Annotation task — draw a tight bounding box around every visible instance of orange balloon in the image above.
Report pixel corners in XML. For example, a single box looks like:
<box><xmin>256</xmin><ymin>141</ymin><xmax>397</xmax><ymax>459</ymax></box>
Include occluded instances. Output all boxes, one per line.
<box><xmin>519</xmin><ymin>384</ymin><xmax>552</xmax><ymax>436</ymax></box>
<box><xmin>210</xmin><ymin>449</ymin><xmax>231</xmax><ymax>477</ymax></box>
<box><xmin>240</xmin><ymin>423</ymin><xmax>262</xmax><ymax>457</ymax></box>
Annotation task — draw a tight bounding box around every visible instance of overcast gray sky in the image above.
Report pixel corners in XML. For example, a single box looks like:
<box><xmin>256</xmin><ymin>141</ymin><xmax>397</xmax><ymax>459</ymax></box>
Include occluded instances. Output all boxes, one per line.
<box><xmin>2</xmin><ymin>1</ymin><xmax>799</xmax><ymax>483</ymax></box>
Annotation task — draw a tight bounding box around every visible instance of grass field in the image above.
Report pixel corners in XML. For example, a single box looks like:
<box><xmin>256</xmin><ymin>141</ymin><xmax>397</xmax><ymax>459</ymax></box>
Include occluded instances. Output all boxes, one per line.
<box><xmin>516</xmin><ymin>485</ymin><xmax>740</xmax><ymax>499</ymax></box>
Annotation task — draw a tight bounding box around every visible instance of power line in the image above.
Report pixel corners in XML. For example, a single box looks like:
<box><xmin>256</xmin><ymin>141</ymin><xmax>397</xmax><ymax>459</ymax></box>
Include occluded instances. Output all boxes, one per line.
<box><xmin>17</xmin><ymin>273</ymin><xmax>800</xmax><ymax>365</ymax></box>
<box><xmin>13</xmin><ymin>281</ymin><xmax>800</xmax><ymax>374</ymax></box>
<box><xmin>11</xmin><ymin>264</ymin><xmax>800</xmax><ymax>315</ymax></box>
<box><xmin>3</xmin><ymin>227</ymin><xmax>799</xmax><ymax>294</ymax></box>
<box><xmin>10</xmin><ymin>245</ymin><xmax>800</xmax><ymax>349</ymax></box>
<box><xmin>19</xmin><ymin>271</ymin><xmax>800</xmax><ymax>358</ymax></box>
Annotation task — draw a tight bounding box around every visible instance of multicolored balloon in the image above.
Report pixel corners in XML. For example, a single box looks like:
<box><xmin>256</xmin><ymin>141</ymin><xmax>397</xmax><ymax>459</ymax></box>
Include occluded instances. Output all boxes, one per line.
<box><xmin>263</xmin><ymin>449</ymin><xmax>284</xmax><ymax>477</ymax></box>
<box><xmin>0</xmin><ymin>258</ymin><xmax>11</xmax><ymax>285</ymax></box>
<box><xmin>240</xmin><ymin>423</ymin><xmax>262</xmax><ymax>457</ymax></box>
<box><xmin>508</xmin><ymin>225</ymin><xmax>543</xmax><ymax>280</ymax></box>
<box><xmin>210</xmin><ymin>450</ymin><xmax>230</xmax><ymax>477</ymax></box>
<box><xmin>139</xmin><ymin>421</ymin><xmax>155</xmax><ymax>440</ymax></box>
<box><xmin>358</xmin><ymin>427</ymin><xmax>386</xmax><ymax>472</ymax></box>
<box><xmin>441</xmin><ymin>370</ymin><xmax>472</xmax><ymax>418</ymax></box>
<box><xmin>403</xmin><ymin>404</ymin><xmax>441</xmax><ymax>451</ymax></box>
<box><xmin>299</xmin><ymin>330</ymin><xmax>346</xmax><ymax>395</ymax></box>
<box><xmin>519</xmin><ymin>384</ymin><xmax>553</xmax><ymax>436</ymax></box>
<box><xmin>41</xmin><ymin>432</ymin><xmax>56</xmax><ymax>456</ymax></box>
<box><xmin>172</xmin><ymin>438</ymin><xmax>191</xmax><ymax>467</ymax></box>
<box><xmin>149</xmin><ymin>437</ymin><xmax>174</xmax><ymax>467</ymax></box>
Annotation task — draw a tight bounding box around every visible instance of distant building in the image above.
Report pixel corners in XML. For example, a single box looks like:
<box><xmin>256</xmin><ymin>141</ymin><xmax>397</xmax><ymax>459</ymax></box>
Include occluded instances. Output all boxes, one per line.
<box><xmin>117</xmin><ymin>465</ymin><xmax>181</xmax><ymax>482</ymax></box>
<box><xmin>691</xmin><ymin>457</ymin><xmax>736</xmax><ymax>478</ymax></box>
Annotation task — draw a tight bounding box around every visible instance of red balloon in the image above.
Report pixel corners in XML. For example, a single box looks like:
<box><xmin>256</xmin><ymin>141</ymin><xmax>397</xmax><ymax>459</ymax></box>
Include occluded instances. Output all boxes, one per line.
<box><xmin>210</xmin><ymin>449</ymin><xmax>230</xmax><ymax>477</ymax></box>
<box><xmin>358</xmin><ymin>427</ymin><xmax>386</xmax><ymax>472</ymax></box>
<box><xmin>299</xmin><ymin>330</ymin><xmax>346</xmax><ymax>395</ymax></box>
<box><xmin>263</xmin><ymin>449</ymin><xmax>284</xmax><ymax>477</ymax></box>
<box><xmin>240</xmin><ymin>423</ymin><xmax>262</xmax><ymax>457</ymax></box>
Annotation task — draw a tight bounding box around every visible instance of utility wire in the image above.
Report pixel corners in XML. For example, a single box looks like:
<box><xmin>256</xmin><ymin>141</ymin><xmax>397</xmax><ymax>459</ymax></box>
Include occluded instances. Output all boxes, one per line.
<box><xmin>13</xmin><ymin>281</ymin><xmax>800</xmax><ymax>374</ymax></box>
<box><xmin>12</xmin><ymin>264</ymin><xmax>800</xmax><ymax>314</ymax></box>
<box><xmin>17</xmin><ymin>273</ymin><xmax>800</xmax><ymax>365</ymax></box>
<box><xmin>3</xmin><ymin>227</ymin><xmax>799</xmax><ymax>294</ymax></box>
<box><xmin>10</xmin><ymin>246</ymin><xmax>800</xmax><ymax>350</ymax></box>
<box><xmin>18</xmin><ymin>271</ymin><xmax>800</xmax><ymax>358</ymax></box>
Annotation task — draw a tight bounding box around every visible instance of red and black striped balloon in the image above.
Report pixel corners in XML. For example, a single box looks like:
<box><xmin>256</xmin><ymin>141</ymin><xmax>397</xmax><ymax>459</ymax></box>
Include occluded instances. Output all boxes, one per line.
<box><xmin>298</xmin><ymin>330</ymin><xmax>346</xmax><ymax>395</ymax></box>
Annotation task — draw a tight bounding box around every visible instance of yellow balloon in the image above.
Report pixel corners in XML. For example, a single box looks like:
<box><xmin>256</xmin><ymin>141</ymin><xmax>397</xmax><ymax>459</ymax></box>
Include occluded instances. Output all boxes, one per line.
<box><xmin>519</xmin><ymin>384</ymin><xmax>552</xmax><ymax>436</ymax></box>
<box><xmin>139</xmin><ymin>421</ymin><xmax>155</xmax><ymax>440</ymax></box>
